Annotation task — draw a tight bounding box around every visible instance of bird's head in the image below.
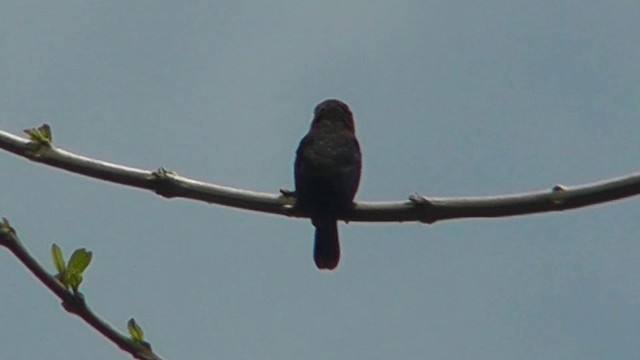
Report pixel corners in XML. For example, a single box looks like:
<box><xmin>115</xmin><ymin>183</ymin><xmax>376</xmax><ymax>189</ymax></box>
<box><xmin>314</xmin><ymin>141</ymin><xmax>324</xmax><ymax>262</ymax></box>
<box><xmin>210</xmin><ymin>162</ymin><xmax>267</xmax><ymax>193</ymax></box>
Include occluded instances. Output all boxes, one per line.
<box><xmin>311</xmin><ymin>99</ymin><xmax>355</xmax><ymax>132</ymax></box>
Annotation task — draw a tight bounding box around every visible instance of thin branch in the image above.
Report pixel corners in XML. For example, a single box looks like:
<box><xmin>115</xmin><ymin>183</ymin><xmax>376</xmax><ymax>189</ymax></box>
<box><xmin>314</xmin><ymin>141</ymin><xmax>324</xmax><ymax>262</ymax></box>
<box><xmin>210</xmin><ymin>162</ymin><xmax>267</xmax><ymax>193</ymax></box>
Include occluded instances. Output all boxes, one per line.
<box><xmin>0</xmin><ymin>219</ymin><xmax>163</xmax><ymax>360</ymax></box>
<box><xmin>2</xmin><ymin>127</ymin><xmax>640</xmax><ymax>224</ymax></box>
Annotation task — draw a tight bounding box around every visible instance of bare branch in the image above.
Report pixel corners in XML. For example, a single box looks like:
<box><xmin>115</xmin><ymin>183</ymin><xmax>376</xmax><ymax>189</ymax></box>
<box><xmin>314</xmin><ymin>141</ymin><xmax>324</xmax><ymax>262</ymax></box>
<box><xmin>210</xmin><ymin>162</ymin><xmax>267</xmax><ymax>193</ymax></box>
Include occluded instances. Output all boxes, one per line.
<box><xmin>0</xmin><ymin>219</ymin><xmax>163</xmax><ymax>360</ymax></box>
<box><xmin>2</xmin><ymin>127</ymin><xmax>639</xmax><ymax>224</ymax></box>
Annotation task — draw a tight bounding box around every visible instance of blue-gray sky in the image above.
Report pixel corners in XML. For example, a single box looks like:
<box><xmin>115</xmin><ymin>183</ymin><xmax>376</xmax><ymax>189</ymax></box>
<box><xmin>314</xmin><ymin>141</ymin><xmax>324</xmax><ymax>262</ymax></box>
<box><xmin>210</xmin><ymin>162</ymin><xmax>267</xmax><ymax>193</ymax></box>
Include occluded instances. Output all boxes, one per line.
<box><xmin>1</xmin><ymin>2</ymin><xmax>640</xmax><ymax>359</ymax></box>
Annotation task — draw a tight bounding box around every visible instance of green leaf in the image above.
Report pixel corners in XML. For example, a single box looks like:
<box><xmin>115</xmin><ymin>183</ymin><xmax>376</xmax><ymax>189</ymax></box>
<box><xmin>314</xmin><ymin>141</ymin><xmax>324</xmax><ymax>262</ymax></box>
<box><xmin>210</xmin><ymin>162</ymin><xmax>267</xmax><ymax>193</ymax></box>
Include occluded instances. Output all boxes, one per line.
<box><xmin>51</xmin><ymin>244</ymin><xmax>66</xmax><ymax>274</ymax></box>
<box><xmin>68</xmin><ymin>248</ymin><xmax>92</xmax><ymax>274</ymax></box>
<box><xmin>68</xmin><ymin>272</ymin><xmax>83</xmax><ymax>292</ymax></box>
<box><xmin>0</xmin><ymin>219</ymin><xmax>8</xmax><ymax>236</ymax></box>
<box><xmin>128</xmin><ymin>318</ymin><xmax>145</xmax><ymax>342</ymax></box>
<box><xmin>39</xmin><ymin>124</ymin><xmax>52</xmax><ymax>142</ymax></box>
<box><xmin>65</xmin><ymin>248</ymin><xmax>92</xmax><ymax>292</ymax></box>
<box><xmin>54</xmin><ymin>273</ymin><xmax>69</xmax><ymax>289</ymax></box>
<box><xmin>51</xmin><ymin>244</ymin><xmax>69</xmax><ymax>289</ymax></box>
<box><xmin>23</xmin><ymin>124</ymin><xmax>52</xmax><ymax>145</ymax></box>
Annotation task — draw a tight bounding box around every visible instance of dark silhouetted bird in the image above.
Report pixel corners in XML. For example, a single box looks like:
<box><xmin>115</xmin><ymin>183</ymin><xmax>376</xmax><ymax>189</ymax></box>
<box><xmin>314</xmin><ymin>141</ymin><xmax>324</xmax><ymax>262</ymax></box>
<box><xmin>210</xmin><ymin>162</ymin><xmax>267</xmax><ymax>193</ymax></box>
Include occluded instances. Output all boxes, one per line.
<box><xmin>294</xmin><ymin>99</ymin><xmax>362</xmax><ymax>270</ymax></box>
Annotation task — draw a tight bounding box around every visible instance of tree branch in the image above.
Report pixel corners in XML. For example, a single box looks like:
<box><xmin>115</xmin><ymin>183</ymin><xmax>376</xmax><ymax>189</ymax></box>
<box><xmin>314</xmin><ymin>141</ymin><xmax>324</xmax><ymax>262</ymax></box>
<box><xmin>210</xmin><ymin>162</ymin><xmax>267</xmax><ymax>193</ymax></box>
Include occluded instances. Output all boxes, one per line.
<box><xmin>2</xmin><ymin>127</ymin><xmax>639</xmax><ymax>224</ymax></box>
<box><xmin>0</xmin><ymin>218</ymin><xmax>163</xmax><ymax>360</ymax></box>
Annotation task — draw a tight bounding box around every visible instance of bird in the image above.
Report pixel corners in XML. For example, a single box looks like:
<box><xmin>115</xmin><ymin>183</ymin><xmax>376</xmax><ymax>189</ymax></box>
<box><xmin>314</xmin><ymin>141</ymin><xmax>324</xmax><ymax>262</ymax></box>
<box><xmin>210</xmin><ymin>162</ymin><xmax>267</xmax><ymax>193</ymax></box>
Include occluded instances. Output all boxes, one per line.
<box><xmin>294</xmin><ymin>99</ymin><xmax>362</xmax><ymax>270</ymax></box>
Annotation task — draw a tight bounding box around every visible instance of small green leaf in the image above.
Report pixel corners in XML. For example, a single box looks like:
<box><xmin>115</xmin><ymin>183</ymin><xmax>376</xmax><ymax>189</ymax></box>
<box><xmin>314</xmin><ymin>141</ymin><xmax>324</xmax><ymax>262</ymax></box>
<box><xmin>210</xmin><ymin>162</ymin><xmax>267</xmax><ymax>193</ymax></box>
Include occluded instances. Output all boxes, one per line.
<box><xmin>23</xmin><ymin>124</ymin><xmax>52</xmax><ymax>145</ymax></box>
<box><xmin>0</xmin><ymin>220</ymin><xmax>8</xmax><ymax>235</ymax></box>
<box><xmin>23</xmin><ymin>128</ymin><xmax>39</xmax><ymax>140</ymax></box>
<box><xmin>51</xmin><ymin>244</ymin><xmax>66</xmax><ymax>274</ymax></box>
<box><xmin>51</xmin><ymin>244</ymin><xmax>69</xmax><ymax>289</ymax></box>
<box><xmin>38</xmin><ymin>124</ymin><xmax>52</xmax><ymax>142</ymax></box>
<box><xmin>68</xmin><ymin>248</ymin><xmax>92</xmax><ymax>274</ymax></box>
<box><xmin>68</xmin><ymin>272</ymin><xmax>83</xmax><ymax>292</ymax></box>
<box><xmin>54</xmin><ymin>272</ymin><xmax>69</xmax><ymax>289</ymax></box>
<box><xmin>66</xmin><ymin>248</ymin><xmax>91</xmax><ymax>292</ymax></box>
<box><xmin>128</xmin><ymin>318</ymin><xmax>145</xmax><ymax>342</ymax></box>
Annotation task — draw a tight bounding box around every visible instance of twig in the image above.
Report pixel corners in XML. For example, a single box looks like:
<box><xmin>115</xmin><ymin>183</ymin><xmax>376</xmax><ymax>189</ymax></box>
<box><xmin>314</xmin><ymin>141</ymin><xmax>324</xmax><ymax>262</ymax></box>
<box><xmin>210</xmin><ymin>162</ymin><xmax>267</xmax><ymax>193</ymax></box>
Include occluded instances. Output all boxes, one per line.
<box><xmin>0</xmin><ymin>219</ymin><xmax>163</xmax><ymax>360</ymax></box>
<box><xmin>1</xmin><ymin>127</ymin><xmax>640</xmax><ymax>224</ymax></box>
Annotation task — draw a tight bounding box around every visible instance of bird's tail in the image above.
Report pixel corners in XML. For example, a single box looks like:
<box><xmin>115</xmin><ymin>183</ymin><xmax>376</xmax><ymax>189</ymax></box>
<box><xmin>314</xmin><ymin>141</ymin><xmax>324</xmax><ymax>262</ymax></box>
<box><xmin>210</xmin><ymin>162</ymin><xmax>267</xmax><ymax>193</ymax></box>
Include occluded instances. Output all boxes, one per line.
<box><xmin>312</xmin><ymin>217</ymin><xmax>340</xmax><ymax>270</ymax></box>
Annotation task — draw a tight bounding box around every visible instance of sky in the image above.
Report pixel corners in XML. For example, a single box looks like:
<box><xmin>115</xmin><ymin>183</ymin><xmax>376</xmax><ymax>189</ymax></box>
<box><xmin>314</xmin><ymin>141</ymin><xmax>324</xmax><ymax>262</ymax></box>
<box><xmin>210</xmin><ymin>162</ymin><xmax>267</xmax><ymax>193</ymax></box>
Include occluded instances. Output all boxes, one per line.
<box><xmin>1</xmin><ymin>1</ymin><xmax>639</xmax><ymax>359</ymax></box>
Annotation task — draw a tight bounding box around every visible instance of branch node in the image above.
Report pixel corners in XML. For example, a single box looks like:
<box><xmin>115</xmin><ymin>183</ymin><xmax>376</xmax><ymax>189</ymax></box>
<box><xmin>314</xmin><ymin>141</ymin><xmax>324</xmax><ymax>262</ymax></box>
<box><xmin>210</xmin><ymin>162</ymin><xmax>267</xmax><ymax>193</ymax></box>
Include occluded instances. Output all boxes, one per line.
<box><xmin>408</xmin><ymin>193</ymin><xmax>428</xmax><ymax>205</ymax></box>
<box><xmin>62</xmin><ymin>291</ymin><xmax>86</xmax><ymax>314</ymax></box>
<box><xmin>23</xmin><ymin>124</ymin><xmax>53</xmax><ymax>146</ymax></box>
<box><xmin>279</xmin><ymin>188</ymin><xmax>298</xmax><ymax>215</ymax></box>
<box><xmin>550</xmin><ymin>184</ymin><xmax>568</xmax><ymax>205</ymax></box>
<box><xmin>22</xmin><ymin>124</ymin><xmax>54</xmax><ymax>159</ymax></box>
<box><xmin>408</xmin><ymin>194</ymin><xmax>437</xmax><ymax>224</ymax></box>
<box><xmin>150</xmin><ymin>167</ymin><xmax>180</xmax><ymax>198</ymax></box>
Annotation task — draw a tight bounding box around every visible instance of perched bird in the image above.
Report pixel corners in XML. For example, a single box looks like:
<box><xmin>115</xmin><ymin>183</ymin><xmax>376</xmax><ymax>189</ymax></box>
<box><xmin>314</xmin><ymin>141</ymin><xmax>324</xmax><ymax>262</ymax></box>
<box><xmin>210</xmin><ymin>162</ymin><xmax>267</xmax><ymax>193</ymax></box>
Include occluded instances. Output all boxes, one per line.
<box><xmin>294</xmin><ymin>99</ymin><xmax>362</xmax><ymax>270</ymax></box>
